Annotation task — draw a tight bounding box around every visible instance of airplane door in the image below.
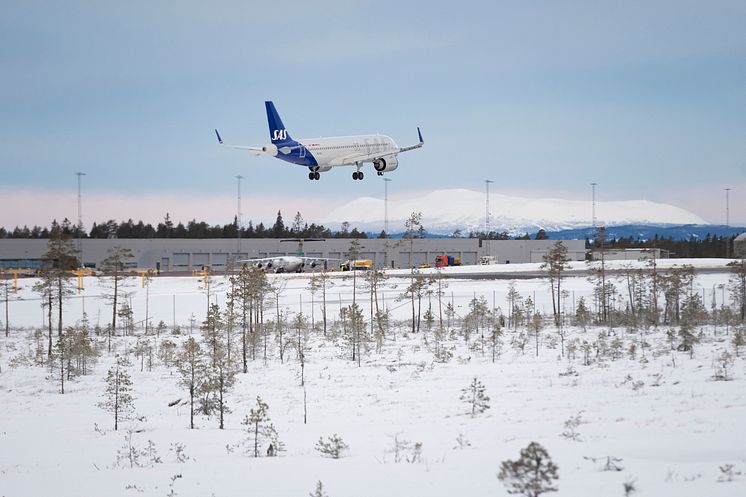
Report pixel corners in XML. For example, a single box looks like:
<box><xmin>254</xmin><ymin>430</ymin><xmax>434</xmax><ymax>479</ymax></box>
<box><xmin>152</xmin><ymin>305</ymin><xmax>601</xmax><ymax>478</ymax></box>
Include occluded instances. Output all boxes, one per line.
<box><xmin>300</xmin><ymin>146</ymin><xmax>306</xmax><ymax>158</ymax></box>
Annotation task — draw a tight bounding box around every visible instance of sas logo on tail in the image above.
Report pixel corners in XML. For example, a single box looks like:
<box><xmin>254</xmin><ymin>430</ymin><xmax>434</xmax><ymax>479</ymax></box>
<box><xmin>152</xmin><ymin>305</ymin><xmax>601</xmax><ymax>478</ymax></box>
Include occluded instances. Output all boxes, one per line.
<box><xmin>273</xmin><ymin>129</ymin><xmax>288</xmax><ymax>141</ymax></box>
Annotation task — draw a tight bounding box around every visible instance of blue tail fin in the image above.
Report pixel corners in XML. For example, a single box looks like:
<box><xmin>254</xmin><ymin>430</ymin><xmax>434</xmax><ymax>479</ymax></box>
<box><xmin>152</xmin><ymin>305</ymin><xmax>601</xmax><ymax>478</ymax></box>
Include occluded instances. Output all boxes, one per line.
<box><xmin>266</xmin><ymin>101</ymin><xmax>293</xmax><ymax>144</ymax></box>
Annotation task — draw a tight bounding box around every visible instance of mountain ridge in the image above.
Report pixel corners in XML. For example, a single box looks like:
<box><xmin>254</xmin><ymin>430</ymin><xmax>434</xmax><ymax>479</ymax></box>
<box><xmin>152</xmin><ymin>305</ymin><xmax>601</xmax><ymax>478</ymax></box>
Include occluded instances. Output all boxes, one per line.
<box><xmin>322</xmin><ymin>188</ymin><xmax>708</xmax><ymax>235</ymax></box>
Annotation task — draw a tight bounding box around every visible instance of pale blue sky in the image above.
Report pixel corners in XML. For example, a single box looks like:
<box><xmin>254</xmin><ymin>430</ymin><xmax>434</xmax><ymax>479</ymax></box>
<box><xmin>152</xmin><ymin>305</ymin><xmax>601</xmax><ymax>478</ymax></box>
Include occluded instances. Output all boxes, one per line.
<box><xmin>1</xmin><ymin>0</ymin><xmax>745</xmax><ymax>226</ymax></box>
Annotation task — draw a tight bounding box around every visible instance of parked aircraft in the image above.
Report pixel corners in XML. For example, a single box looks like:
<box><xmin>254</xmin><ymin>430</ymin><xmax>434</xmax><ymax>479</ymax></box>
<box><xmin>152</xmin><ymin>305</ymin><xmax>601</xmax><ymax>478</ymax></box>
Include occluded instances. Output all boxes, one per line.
<box><xmin>239</xmin><ymin>256</ymin><xmax>333</xmax><ymax>273</ymax></box>
<box><xmin>215</xmin><ymin>101</ymin><xmax>423</xmax><ymax>181</ymax></box>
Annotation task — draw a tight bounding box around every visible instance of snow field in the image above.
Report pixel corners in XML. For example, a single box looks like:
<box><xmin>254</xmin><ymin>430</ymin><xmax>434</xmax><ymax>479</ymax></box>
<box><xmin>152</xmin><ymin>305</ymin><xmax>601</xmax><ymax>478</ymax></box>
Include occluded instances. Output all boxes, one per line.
<box><xmin>1</xmin><ymin>265</ymin><xmax>746</xmax><ymax>496</ymax></box>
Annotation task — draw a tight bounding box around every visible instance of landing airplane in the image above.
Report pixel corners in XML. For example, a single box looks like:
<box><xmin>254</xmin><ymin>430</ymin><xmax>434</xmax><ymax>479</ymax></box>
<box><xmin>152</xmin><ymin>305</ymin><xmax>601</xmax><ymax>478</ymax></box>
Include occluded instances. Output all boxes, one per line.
<box><xmin>215</xmin><ymin>101</ymin><xmax>423</xmax><ymax>181</ymax></box>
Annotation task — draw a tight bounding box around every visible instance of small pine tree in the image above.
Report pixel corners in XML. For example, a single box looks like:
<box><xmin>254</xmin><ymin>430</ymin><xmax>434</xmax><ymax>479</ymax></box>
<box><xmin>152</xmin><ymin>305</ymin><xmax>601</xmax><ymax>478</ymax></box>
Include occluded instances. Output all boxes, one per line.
<box><xmin>1</xmin><ymin>274</ymin><xmax>19</xmax><ymax>338</ymax></box>
<box><xmin>309</xmin><ymin>481</ymin><xmax>328</xmax><ymax>497</ymax></box>
<box><xmin>497</xmin><ymin>441</ymin><xmax>559</xmax><ymax>497</ymax></box>
<box><xmin>732</xmin><ymin>329</ymin><xmax>744</xmax><ymax>357</ymax></box>
<box><xmin>315</xmin><ymin>434</ymin><xmax>348</xmax><ymax>459</ymax></box>
<box><xmin>211</xmin><ymin>348</ymin><xmax>236</xmax><ymax>430</ymax></box>
<box><xmin>575</xmin><ymin>297</ymin><xmax>590</xmax><ymax>331</ymax></box>
<box><xmin>176</xmin><ymin>337</ymin><xmax>206</xmax><ymax>429</ymax></box>
<box><xmin>460</xmin><ymin>376</ymin><xmax>490</xmax><ymax>416</ymax></box>
<box><xmin>241</xmin><ymin>396</ymin><xmax>282</xmax><ymax>457</ymax></box>
<box><xmin>99</xmin><ymin>355</ymin><xmax>135</xmax><ymax>431</ymax></box>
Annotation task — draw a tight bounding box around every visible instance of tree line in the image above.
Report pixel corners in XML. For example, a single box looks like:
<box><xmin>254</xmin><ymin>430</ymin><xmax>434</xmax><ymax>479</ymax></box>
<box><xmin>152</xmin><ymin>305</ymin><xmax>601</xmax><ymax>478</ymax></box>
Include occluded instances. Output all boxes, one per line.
<box><xmin>590</xmin><ymin>232</ymin><xmax>739</xmax><ymax>259</ymax></box>
<box><xmin>0</xmin><ymin>211</ymin><xmax>368</xmax><ymax>240</ymax></box>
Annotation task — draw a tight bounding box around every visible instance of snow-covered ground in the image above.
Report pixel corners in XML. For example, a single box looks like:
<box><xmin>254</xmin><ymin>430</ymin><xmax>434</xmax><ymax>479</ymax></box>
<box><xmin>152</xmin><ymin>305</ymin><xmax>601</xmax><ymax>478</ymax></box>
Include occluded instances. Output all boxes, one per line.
<box><xmin>1</xmin><ymin>262</ymin><xmax>745</xmax><ymax>496</ymax></box>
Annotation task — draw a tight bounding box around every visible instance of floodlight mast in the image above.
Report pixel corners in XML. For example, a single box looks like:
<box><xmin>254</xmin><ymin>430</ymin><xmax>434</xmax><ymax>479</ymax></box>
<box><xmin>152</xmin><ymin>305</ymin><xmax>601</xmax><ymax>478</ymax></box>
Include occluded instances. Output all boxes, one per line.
<box><xmin>383</xmin><ymin>178</ymin><xmax>392</xmax><ymax>235</ymax></box>
<box><xmin>725</xmin><ymin>187</ymin><xmax>731</xmax><ymax>258</ymax></box>
<box><xmin>591</xmin><ymin>182</ymin><xmax>597</xmax><ymax>232</ymax></box>
<box><xmin>76</xmin><ymin>172</ymin><xmax>86</xmax><ymax>265</ymax></box>
<box><xmin>484</xmin><ymin>179</ymin><xmax>493</xmax><ymax>236</ymax></box>
<box><xmin>236</xmin><ymin>175</ymin><xmax>244</xmax><ymax>256</ymax></box>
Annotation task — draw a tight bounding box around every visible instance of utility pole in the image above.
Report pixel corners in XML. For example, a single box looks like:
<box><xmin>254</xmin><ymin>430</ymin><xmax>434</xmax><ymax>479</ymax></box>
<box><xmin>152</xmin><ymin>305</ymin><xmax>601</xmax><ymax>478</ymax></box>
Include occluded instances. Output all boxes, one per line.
<box><xmin>76</xmin><ymin>172</ymin><xmax>86</xmax><ymax>266</ymax></box>
<box><xmin>236</xmin><ymin>175</ymin><xmax>244</xmax><ymax>257</ymax></box>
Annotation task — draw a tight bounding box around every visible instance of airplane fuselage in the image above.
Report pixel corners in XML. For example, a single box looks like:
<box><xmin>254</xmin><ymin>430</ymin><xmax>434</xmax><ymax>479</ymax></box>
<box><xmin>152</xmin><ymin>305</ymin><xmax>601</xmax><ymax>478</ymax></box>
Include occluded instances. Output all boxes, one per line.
<box><xmin>267</xmin><ymin>135</ymin><xmax>399</xmax><ymax>171</ymax></box>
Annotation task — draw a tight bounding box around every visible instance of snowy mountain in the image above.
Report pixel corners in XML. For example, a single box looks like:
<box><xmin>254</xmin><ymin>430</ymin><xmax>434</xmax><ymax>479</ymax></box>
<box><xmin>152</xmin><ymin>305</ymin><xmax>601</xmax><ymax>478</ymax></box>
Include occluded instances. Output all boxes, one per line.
<box><xmin>321</xmin><ymin>188</ymin><xmax>707</xmax><ymax>235</ymax></box>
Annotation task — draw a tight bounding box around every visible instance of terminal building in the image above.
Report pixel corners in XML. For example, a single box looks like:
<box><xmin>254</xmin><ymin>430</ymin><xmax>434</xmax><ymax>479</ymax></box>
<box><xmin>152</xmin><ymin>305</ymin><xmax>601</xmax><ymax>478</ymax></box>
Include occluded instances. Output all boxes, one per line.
<box><xmin>0</xmin><ymin>238</ymin><xmax>588</xmax><ymax>272</ymax></box>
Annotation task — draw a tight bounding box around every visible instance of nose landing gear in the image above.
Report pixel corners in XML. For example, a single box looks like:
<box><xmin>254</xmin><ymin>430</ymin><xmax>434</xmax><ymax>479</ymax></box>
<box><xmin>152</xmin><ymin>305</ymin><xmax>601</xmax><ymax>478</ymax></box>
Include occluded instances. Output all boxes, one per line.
<box><xmin>308</xmin><ymin>170</ymin><xmax>321</xmax><ymax>180</ymax></box>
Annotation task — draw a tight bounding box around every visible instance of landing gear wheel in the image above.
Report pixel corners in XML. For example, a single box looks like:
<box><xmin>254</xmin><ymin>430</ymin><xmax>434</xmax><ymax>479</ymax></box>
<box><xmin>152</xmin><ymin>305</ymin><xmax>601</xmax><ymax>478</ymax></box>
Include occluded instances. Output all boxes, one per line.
<box><xmin>358</xmin><ymin>171</ymin><xmax>364</xmax><ymax>180</ymax></box>
<box><xmin>377</xmin><ymin>171</ymin><xmax>383</xmax><ymax>176</ymax></box>
<box><xmin>314</xmin><ymin>172</ymin><xmax>320</xmax><ymax>180</ymax></box>
<box><xmin>308</xmin><ymin>172</ymin><xmax>315</xmax><ymax>180</ymax></box>
<box><xmin>352</xmin><ymin>171</ymin><xmax>359</xmax><ymax>180</ymax></box>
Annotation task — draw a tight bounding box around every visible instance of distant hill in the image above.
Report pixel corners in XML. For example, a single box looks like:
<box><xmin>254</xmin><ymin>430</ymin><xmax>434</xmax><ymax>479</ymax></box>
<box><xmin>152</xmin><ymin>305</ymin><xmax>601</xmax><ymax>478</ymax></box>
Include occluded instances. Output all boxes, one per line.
<box><xmin>323</xmin><ymin>188</ymin><xmax>706</xmax><ymax>235</ymax></box>
<box><xmin>544</xmin><ymin>224</ymin><xmax>746</xmax><ymax>241</ymax></box>
<box><xmin>377</xmin><ymin>224</ymin><xmax>746</xmax><ymax>241</ymax></box>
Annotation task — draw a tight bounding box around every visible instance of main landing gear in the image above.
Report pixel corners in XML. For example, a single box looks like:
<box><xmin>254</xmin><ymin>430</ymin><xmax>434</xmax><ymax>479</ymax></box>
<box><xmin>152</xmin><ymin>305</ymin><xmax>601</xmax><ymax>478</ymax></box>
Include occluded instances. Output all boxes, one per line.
<box><xmin>308</xmin><ymin>171</ymin><xmax>320</xmax><ymax>180</ymax></box>
<box><xmin>352</xmin><ymin>162</ymin><xmax>364</xmax><ymax>180</ymax></box>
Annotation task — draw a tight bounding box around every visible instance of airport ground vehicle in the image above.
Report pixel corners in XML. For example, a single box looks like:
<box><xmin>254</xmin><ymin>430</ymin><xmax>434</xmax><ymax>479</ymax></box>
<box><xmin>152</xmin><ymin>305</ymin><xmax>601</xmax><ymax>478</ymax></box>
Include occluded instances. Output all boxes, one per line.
<box><xmin>434</xmin><ymin>255</ymin><xmax>461</xmax><ymax>267</ymax></box>
<box><xmin>340</xmin><ymin>259</ymin><xmax>373</xmax><ymax>271</ymax></box>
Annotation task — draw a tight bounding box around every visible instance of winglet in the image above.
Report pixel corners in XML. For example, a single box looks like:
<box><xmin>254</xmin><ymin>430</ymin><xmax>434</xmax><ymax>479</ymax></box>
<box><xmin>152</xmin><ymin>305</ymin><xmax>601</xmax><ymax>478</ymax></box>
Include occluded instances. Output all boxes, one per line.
<box><xmin>398</xmin><ymin>127</ymin><xmax>425</xmax><ymax>153</ymax></box>
<box><xmin>214</xmin><ymin>129</ymin><xmax>223</xmax><ymax>144</ymax></box>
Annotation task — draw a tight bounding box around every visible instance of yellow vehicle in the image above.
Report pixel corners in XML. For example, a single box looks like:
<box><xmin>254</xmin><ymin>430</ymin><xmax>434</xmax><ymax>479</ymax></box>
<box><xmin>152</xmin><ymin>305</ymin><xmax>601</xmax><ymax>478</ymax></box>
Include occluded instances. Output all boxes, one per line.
<box><xmin>340</xmin><ymin>259</ymin><xmax>374</xmax><ymax>271</ymax></box>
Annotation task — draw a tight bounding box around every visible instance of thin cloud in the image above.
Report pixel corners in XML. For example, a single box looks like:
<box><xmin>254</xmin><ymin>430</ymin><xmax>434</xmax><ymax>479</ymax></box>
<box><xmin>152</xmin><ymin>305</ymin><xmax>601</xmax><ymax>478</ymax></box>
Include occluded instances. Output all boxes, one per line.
<box><xmin>0</xmin><ymin>189</ymin><xmax>343</xmax><ymax>230</ymax></box>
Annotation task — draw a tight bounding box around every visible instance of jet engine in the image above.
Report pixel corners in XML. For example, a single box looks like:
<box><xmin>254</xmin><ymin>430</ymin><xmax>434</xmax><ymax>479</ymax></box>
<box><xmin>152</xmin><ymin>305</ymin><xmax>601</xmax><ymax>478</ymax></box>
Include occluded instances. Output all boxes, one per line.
<box><xmin>262</xmin><ymin>144</ymin><xmax>278</xmax><ymax>157</ymax></box>
<box><xmin>373</xmin><ymin>157</ymin><xmax>398</xmax><ymax>172</ymax></box>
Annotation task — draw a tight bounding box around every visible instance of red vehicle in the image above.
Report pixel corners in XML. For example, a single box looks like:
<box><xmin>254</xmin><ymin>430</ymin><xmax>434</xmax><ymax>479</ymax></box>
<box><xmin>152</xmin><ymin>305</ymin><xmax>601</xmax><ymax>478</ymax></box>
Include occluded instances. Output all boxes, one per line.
<box><xmin>435</xmin><ymin>255</ymin><xmax>461</xmax><ymax>267</ymax></box>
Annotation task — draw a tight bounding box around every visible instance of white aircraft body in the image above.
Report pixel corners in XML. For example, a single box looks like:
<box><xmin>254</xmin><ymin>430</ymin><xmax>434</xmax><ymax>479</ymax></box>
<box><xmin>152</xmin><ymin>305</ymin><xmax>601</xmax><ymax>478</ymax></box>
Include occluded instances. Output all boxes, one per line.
<box><xmin>239</xmin><ymin>256</ymin><xmax>332</xmax><ymax>273</ymax></box>
<box><xmin>215</xmin><ymin>101</ymin><xmax>423</xmax><ymax>181</ymax></box>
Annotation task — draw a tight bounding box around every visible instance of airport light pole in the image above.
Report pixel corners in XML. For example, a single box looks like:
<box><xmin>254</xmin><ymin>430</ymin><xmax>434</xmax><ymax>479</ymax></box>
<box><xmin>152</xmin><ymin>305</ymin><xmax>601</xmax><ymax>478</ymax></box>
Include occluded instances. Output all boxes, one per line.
<box><xmin>76</xmin><ymin>172</ymin><xmax>86</xmax><ymax>266</ymax></box>
<box><xmin>236</xmin><ymin>175</ymin><xmax>244</xmax><ymax>257</ymax></box>
<box><xmin>484</xmin><ymin>179</ymin><xmax>493</xmax><ymax>236</ymax></box>
<box><xmin>590</xmin><ymin>182</ymin><xmax>597</xmax><ymax>232</ymax></box>
<box><xmin>383</xmin><ymin>178</ymin><xmax>392</xmax><ymax>236</ymax></box>
<box><xmin>725</xmin><ymin>187</ymin><xmax>731</xmax><ymax>258</ymax></box>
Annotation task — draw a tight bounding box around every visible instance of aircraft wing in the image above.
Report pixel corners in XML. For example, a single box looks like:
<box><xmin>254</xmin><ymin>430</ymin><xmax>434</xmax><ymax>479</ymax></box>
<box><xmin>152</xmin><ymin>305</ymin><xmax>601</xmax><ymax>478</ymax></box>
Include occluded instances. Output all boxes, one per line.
<box><xmin>214</xmin><ymin>129</ymin><xmax>264</xmax><ymax>156</ymax></box>
<box><xmin>328</xmin><ymin>151</ymin><xmax>373</xmax><ymax>166</ymax></box>
<box><xmin>330</xmin><ymin>127</ymin><xmax>424</xmax><ymax>164</ymax></box>
<box><xmin>236</xmin><ymin>257</ymin><xmax>280</xmax><ymax>264</ymax></box>
<box><xmin>398</xmin><ymin>127</ymin><xmax>424</xmax><ymax>153</ymax></box>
